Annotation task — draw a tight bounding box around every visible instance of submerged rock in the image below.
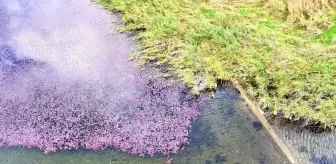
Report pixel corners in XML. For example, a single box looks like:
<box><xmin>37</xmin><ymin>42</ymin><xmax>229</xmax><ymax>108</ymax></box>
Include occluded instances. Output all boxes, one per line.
<box><xmin>252</xmin><ymin>121</ymin><xmax>263</xmax><ymax>131</ymax></box>
<box><xmin>214</xmin><ymin>154</ymin><xmax>227</xmax><ymax>163</ymax></box>
<box><xmin>310</xmin><ymin>154</ymin><xmax>336</xmax><ymax>164</ymax></box>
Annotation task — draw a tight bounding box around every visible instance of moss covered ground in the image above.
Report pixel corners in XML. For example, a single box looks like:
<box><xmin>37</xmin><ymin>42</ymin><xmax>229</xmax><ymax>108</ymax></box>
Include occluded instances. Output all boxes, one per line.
<box><xmin>98</xmin><ymin>0</ymin><xmax>336</xmax><ymax>128</ymax></box>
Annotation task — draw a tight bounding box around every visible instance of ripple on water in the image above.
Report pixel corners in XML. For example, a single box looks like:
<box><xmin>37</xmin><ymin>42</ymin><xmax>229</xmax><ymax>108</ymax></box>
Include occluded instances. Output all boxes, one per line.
<box><xmin>271</xmin><ymin>118</ymin><xmax>336</xmax><ymax>164</ymax></box>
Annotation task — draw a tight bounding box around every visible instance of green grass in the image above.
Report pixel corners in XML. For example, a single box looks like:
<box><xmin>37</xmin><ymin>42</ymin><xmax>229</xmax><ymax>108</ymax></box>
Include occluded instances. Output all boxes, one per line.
<box><xmin>98</xmin><ymin>0</ymin><xmax>336</xmax><ymax>128</ymax></box>
<box><xmin>319</xmin><ymin>26</ymin><xmax>336</xmax><ymax>44</ymax></box>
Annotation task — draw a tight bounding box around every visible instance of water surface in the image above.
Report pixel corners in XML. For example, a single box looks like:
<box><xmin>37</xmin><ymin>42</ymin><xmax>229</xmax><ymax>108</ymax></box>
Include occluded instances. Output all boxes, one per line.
<box><xmin>0</xmin><ymin>0</ymin><xmax>291</xmax><ymax>163</ymax></box>
<box><xmin>272</xmin><ymin>119</ymin><xmax>336</xmax><ymax>164</ymax></box>
<box><xmin>0</xmin><ymin>87</ymin><xmax>289</xmax><ymax>164</ymax></box>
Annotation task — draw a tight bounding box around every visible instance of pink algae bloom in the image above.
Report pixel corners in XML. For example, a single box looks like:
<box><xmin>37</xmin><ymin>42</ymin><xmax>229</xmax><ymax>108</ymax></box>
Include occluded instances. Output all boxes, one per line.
<box><xmin>0</xmin><ymin>69</ymin><xmax>203</xmax><ymax>156</ymax></box>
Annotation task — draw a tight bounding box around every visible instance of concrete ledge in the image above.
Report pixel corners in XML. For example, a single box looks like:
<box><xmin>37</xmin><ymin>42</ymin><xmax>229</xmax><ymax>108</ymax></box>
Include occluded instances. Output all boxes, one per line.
<box><xmin>233</xmin><ymin>81</ymin><xmax>296</xmax><ymax>164</ymax></box>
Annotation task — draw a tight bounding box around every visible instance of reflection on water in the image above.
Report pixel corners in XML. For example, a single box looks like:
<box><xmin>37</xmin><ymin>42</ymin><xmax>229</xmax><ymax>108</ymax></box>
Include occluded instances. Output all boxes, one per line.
<box><xmin>272</xmin><ymin>121</ymin><xmax>336</xmax><ymax>164</ymax></box>
<box><xmin>173</xmin><ymin>87</ymin><xmax>288</xmax><ymax>164</ymax></box>
<box><xmin>0</xmin><ymin>86</ymin><xmax>289</xmax><ymax>164</ymax></box>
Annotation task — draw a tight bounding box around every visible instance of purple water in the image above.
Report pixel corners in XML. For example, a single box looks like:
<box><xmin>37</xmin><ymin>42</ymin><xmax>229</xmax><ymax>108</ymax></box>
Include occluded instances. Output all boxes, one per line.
<box><xmin>0</xmin><ymin>0</ymin><xmax>202</xmax><ymax>156</ymax></box>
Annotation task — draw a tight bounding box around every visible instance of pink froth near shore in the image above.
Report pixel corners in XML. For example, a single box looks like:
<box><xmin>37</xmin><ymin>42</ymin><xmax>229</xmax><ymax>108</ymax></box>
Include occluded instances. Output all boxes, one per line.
<box><xmin>0</xmin><ymin>0</ymin><xmax>203</xmax><ymax>157</ymax></box>
<box><xmin>0</xmin><ymin>69</ymin><xmax>202</xmax><ymax>156</ymax></box>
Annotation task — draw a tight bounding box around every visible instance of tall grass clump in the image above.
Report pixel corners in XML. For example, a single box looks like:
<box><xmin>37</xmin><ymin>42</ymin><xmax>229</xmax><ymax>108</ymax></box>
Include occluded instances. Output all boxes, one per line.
<box><xmin>266</xmin><ymin>0</ymin><xmax>336</xmax><ymax>28</ymax></box>
<box><xmin>99</xmin><ymin>0</ymin><xmax>336</xmax><ymax>128</ymax></box>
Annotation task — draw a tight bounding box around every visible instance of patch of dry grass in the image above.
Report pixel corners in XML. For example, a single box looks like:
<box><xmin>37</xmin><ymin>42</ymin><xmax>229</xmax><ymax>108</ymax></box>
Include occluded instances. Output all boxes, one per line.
<box><xmin>266</xmin><ymin>0</ymin><xmax>336</xmax><ymax>28</ymax></box>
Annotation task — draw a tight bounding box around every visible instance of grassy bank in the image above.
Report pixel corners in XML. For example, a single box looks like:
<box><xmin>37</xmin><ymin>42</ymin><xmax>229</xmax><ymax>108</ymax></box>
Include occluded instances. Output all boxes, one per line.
<box><xmin>98</xmin><ymin>0</ymin><xmax>336</xmax><ymax>128</ymax></box>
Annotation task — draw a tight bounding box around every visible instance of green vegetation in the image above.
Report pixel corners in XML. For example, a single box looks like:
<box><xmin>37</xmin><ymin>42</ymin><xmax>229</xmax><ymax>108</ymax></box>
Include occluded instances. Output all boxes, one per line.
<box><xmin>319</xmin><ymin>25</ymin><xmax>336</xmax><ymax>44</ymax></box>
<box><xmin>98</xmin><ymin>0</ymin><xmax>336</xmax><ymax>127</ymax></box>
